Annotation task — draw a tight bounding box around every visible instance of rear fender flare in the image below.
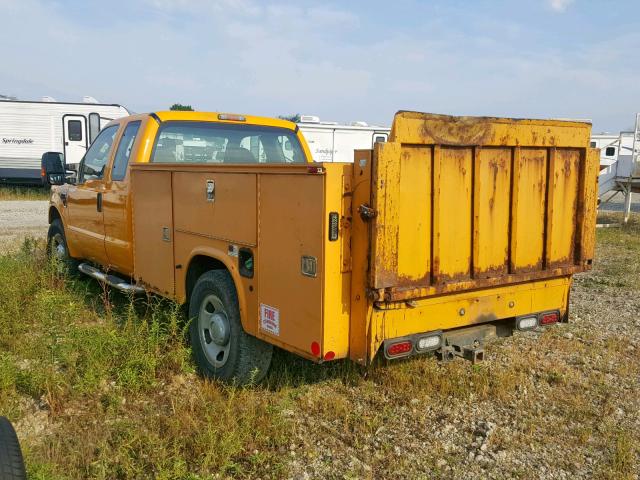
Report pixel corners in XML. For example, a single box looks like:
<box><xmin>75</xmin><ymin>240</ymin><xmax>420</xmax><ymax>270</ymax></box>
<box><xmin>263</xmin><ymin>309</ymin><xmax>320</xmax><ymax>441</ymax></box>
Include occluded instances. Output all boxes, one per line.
<box><xmin>183</xmin><ymin>247</ymin><xmax>254</xmax><ymax>336</ymax></box>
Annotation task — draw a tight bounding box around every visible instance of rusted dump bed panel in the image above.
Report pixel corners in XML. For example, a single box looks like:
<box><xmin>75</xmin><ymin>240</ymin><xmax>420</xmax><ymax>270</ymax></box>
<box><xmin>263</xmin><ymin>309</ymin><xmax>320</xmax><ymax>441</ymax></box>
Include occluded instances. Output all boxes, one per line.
<box><xmin>370</xmin><ymin>112</ymin><xmax>600</xmax><ymax>302</ymax></box>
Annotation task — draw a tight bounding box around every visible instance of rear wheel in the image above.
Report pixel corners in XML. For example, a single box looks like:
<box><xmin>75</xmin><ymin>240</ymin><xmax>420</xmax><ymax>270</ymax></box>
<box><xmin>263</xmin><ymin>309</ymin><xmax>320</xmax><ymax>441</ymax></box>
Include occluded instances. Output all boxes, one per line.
<box><xmin>47</xmin><ymin>219</ymin><xmax>79</xmax><ymax>275</ymax></box>
<box><xmin>0</xmin><ymin>417</ymin><xmax>26</xmax><ymax>480</ymax></box>
<box><xmin>189</xmin><ymin>270</ymin><xmax>273</xmax><ymax>385</ymax></box>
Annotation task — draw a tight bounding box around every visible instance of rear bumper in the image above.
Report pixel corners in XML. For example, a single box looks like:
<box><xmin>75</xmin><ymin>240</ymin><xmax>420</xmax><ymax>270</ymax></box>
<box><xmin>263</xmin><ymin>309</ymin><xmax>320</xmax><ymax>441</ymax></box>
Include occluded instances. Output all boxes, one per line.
<box><xmin>367</xmin><ymin>276</ymin><xmax>571</xmax><ymax>362</ymax></box>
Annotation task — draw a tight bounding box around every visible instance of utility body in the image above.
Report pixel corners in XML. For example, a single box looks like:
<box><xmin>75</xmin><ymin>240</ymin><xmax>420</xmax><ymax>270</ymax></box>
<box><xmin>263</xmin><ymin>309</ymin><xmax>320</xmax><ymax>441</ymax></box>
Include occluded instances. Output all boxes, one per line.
<box><xmin>44</xmin><ymin>110</ymin><xmax>599</xmax><ymax>384</ymax></box>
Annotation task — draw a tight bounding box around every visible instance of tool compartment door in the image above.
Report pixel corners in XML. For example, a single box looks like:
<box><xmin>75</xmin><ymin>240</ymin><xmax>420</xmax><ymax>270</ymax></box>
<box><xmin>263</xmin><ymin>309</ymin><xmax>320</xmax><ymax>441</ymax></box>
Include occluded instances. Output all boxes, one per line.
<box><xmin>369</xmin><ymin>111</ymin><xmax>599</xmax><ymax>302</ymax></box>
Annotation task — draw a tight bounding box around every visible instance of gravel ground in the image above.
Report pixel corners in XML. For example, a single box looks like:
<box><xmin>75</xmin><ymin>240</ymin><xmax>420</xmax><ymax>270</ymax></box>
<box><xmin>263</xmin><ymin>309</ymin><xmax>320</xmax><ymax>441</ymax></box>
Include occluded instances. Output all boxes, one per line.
<box><xmin>0</xmin><ymin>202</ymin><xmax>638</xmax><ymax>479</ymax></box>
<box><xmin>0</xmin><ymin>200</ymin><xmax>49</xmax><ymax>252</ymax></box>
<box><xmin>600</xmin><ymin>192</ymin><xmax>640</xmax><ymax>213</ymax></box>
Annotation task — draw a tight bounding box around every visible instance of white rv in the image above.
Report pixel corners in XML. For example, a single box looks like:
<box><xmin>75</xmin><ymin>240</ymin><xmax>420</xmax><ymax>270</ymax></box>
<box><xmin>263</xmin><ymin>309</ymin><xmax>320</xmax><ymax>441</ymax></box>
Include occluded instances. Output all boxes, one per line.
<box><xmin>297</xmin><ymin>115</ymin><xmax>390</xmax><ymax>163</ymax></box>
<box><xmin>0</xmin><ymin>98</ymin><xmax>129</xmax><ymax>184</ymax></box>
<box><xmin>591</xmin><ymin>132</ymin><xmax>620</xmax><ymax>167</ymax></box>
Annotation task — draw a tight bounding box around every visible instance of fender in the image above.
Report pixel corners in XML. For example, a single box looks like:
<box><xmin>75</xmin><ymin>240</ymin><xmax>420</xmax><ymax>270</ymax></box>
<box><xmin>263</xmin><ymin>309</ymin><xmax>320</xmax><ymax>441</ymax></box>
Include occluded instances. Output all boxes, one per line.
<box><xmin>180</xmin><ymin>246</ymin><xmax>256</xmax><ymax>336</ymax></box>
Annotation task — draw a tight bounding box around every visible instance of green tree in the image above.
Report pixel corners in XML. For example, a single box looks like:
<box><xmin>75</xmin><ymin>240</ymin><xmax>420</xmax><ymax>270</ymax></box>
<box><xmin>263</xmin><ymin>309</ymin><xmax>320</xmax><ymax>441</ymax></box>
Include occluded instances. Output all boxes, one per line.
<box><xmin>170</xmin><ymin>103</ymin><xmax>194</xmax><ymax>111</ymax></box>
<box><xmin>278</xmin><ymin>113</ymin><xmax>301</xmax><ymax>122</ymax></box>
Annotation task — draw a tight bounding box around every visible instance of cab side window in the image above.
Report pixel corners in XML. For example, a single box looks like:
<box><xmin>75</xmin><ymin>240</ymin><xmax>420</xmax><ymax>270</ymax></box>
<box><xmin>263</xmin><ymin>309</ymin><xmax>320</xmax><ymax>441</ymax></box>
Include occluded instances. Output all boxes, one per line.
<box><xmin>79</xmin><ymin>125</ymin><xmax>118</xmax><ymax>183</ymax></box>
<box><xmin>112</xmin><ymin>121</ymin><xmax>141</xmax><ymax>181</ymax></box>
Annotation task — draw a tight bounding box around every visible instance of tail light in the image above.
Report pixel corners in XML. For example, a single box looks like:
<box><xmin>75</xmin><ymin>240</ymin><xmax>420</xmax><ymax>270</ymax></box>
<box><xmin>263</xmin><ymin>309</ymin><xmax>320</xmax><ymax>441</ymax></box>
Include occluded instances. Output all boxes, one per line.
<box><xmin>385</xmin><ymin>340</ymin><xmax>413</xmax><ymax>358</ymax></box>
<box><xmin>415</xmin><ymin>334</ymin><xmax>441</xmax><ymax>352</ymax></box>
<box><xmin>539</xmin><ymin>311</ymin><xmax>560</xmax><ymax>326</ymax></box>
<box><xmin>516</xmin><ymin>315</ymin><xmax>538</xmax><ymax>331</ymax></box>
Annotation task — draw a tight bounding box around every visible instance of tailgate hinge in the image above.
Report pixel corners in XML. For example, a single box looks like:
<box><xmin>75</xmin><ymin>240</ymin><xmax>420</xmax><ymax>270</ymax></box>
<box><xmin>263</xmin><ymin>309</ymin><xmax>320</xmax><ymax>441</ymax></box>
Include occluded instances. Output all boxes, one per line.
<box><xmin>358</xmin><ymin>204</ymin><xmax>377</xmax><ymax>221</ymax></box>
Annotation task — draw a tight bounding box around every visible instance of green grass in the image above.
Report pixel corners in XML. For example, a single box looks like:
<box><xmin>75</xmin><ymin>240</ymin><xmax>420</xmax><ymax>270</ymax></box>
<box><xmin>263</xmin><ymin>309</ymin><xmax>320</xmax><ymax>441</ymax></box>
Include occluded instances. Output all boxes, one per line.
<box><xmin>0</xmin><ymin>213</ymin><xmax>638</xmax><ymax>478</ymax></box>
<box><xmin>0</xmin><ymin>185</ymin><xmax>50</xmax><ymax>201</ymax></box>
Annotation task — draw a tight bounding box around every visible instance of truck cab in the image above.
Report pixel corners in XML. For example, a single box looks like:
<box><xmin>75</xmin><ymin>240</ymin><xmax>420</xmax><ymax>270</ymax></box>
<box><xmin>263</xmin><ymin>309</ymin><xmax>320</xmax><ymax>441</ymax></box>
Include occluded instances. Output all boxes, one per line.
<box><xmin>49</xmin><ymin>112</ymin><xmax>310</xmax><ymax>276</ymax></box>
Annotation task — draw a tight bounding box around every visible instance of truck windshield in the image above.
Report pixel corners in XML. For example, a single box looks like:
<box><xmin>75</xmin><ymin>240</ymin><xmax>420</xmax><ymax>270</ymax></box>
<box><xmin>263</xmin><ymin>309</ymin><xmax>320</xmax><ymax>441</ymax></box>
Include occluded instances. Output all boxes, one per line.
<box><xmin>151</xmin><ymin>121</ymin><xmax>305</xmax><ymax>164</ymax></box>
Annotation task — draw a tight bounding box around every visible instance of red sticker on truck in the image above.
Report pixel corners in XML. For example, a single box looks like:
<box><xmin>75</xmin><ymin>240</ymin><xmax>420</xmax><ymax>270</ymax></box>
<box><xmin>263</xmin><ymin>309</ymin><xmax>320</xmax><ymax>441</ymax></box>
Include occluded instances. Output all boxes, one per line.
<box><xmin>260</xmin><ymin>304</ymin><xmax>280</xmax><ymax>336</ymax></box>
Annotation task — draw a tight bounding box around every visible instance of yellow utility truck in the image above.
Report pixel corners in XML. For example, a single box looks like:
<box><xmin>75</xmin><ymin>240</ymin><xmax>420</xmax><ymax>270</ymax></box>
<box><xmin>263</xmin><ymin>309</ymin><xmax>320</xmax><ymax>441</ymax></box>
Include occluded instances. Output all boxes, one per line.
<box><xmin>42</xmin><ymin>110</ymin><xmax>599</xmax><ymax>384</ymax></box>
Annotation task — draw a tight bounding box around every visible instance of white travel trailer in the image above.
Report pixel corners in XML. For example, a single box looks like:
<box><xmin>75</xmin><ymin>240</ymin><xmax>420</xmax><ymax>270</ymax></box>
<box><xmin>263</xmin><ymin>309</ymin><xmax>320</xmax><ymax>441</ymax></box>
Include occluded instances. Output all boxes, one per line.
<box><xmin>597</xmin><ymin>113</ymin><xmax>640</xmax><ymax>223</ymax></box>
<box><xmin>0</xmin><ymin>98</ymin><xmax>129</xmax><ymax>184</ymax></box>
<box><xmin>591</xmin><ymin>132</ymin><xmax>620</xmax><ymax>167</ymax></box>
<box><xmin>297</xmin><ymin>115</ymin><xmax>390</xmax><ymax>163</ymax></box>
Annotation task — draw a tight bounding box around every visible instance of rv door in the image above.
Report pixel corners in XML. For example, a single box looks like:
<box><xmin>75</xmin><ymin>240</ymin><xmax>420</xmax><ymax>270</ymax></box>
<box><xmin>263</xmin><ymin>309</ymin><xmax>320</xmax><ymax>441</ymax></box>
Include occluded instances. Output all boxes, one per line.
<box><xmin>63</xmin><ymin>115</ymin><xmax>87</xmax><ymax>167</ymax></box>
<box><xmin>372</xmin><ymin>132</ymin><xmax>388</xmax><ymax>147</ymax></box>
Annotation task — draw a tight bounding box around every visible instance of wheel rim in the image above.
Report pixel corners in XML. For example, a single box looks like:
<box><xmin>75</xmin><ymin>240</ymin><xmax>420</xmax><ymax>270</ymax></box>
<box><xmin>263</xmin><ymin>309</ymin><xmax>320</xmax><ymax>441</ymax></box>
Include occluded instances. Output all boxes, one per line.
<box><xmin>50</xmin><ymin>233</ymin><xmax>67</xmax><ymax>270</ymax></box>
<box><xmin>198</xmin><ymin>294</ymin><xmax>231</xmax><ymax>368</ymax></box>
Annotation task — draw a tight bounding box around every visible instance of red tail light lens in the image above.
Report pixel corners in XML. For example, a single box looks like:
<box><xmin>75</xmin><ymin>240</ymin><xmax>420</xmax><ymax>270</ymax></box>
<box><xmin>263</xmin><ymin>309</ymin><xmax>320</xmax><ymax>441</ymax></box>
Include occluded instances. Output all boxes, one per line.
<box><xmin>386</xmin><ymin>340</ymin><xmax>413</xmax><ymax>358</ymax></box>
<box><xmin>539</xmin><ymin>311</ymin><xmax>559</xmax><ymax>325</ymax></box>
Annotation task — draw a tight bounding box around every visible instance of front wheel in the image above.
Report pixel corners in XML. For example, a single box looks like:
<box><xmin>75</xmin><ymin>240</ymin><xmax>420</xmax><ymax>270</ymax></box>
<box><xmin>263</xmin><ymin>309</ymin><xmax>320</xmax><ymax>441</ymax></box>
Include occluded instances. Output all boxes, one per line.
<box><xmin>47</xmin><ymin>219</ymin><xmax>79</xmax><ymax>275</ymax></box>
<box><xmin>189</xmin><ymin>270</ymin><xmax>273</xmax><ymax>385</ymax></box>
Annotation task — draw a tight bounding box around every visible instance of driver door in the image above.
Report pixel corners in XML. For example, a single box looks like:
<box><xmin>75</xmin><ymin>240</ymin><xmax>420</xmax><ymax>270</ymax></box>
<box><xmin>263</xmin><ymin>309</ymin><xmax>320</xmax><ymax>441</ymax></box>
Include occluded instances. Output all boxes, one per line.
<box><xmin>65</xmin><ymin>124</ymin><xmax>120</xmax><ymax>266</ymax></box>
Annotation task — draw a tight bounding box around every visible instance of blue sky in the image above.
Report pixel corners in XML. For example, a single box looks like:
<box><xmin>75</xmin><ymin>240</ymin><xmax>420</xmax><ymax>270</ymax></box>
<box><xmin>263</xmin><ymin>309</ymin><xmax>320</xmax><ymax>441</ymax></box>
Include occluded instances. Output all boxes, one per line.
<box><xmin>0</xmin><ymin>0</ymin><xmax>638</xmax><ymax>132</ymax></box>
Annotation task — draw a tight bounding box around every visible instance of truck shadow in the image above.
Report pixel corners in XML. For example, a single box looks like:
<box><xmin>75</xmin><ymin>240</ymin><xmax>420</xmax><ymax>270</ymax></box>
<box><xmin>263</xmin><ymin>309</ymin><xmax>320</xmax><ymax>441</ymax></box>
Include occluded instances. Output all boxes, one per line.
<box><xmin>264</xmin><ymin>348</ymin><xmax>368</xmax><ymax>391</ymax></box>
<box><xmin>68</xmin><ymin>276</ymin><xmax>373</xmax><ymax>390</ymax></box>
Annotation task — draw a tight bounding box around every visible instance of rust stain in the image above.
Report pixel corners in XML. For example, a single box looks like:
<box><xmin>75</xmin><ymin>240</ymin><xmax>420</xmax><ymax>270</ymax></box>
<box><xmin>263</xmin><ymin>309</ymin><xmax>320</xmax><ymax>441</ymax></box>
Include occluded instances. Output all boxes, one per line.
<box><xmin>420</xmin><ymin>117</ymin><xmax>493</xmax><ymax>146</ymax></box>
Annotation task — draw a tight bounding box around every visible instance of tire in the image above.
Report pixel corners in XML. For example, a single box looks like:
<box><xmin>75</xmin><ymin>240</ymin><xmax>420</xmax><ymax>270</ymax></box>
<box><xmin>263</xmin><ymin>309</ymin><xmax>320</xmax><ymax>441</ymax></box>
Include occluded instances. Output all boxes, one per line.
<box><xmin>189</xmin><ymin>270</ymin><xmax>273</xmax><ymax>385</ymax></box>
<box><xmin>47</xmin><ymin>218</ymin><xmax>80</xmax><ymax>275</ymax></box>
<box><xmin>0</xmin><ymin>417</ymin><xmax>26</xmax><ymax>480</ymax></box>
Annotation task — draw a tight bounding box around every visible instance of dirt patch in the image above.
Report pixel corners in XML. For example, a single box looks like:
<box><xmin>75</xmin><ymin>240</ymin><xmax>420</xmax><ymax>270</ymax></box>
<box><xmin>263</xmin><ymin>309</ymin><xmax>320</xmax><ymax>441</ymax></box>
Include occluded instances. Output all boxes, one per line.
<box><xmin>0</xmin><ymin>200</ymin><xmax>49</xmax><ymax>253</ymax></box>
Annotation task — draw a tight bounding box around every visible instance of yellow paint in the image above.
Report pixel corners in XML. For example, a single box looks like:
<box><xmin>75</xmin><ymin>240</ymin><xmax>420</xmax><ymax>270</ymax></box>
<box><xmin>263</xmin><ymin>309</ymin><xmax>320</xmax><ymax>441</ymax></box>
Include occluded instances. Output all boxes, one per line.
<box><xmin>511</xmin><ymin>148</ymin><xmax>547</xmax><ymax>271</ymax></box>
<box><xmin>433</xmin><ymin>146</ymin><xmax>473</xmax><ymax>282</ymax></box>
<box><xmin>473</xmin><ymin>148</ymin><xmax>511</xmax><ymax>277</ymax></box>
<box><xmin>397</xmin><ymin>146</ymin><xmax>431</xmax><ymax>282</ymax></box>
<box><xmin>368</xmin><ymin>277</ymin><xmax>572</xmax><ymax>359</ymax></box>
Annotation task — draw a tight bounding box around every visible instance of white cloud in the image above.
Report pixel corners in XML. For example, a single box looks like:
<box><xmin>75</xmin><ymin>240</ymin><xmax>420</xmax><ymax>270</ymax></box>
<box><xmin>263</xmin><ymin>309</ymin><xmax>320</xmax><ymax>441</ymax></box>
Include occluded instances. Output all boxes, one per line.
<box><xmin>0</xmin><ymin>0</ymin><xmax>636</xmax><ymax>131</ymax></box>
<box><xmin>548</xmin><ymin>0</ymin><xmax>575</xmax><ymax>12</ymax></box>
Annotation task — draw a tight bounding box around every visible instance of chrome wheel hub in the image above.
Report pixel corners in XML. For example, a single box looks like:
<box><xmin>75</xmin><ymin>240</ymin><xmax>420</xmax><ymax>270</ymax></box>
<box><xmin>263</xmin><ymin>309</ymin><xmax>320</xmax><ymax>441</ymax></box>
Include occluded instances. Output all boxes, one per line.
<box><xmin>198</xmin><ymin>294</ymin><xmax>231</xmax><ymax>368</ymax></box>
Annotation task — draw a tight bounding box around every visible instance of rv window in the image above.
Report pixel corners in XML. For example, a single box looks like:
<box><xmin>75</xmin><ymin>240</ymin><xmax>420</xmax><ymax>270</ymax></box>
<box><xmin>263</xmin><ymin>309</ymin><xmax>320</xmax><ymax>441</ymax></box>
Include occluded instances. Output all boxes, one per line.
<box><xmin>89</xmin><ymin>113</ymin><xmax>101</xmax><ymax>144</ymax></box>
<box><xmin>68</xmin><ymin>120</ymin><xmax>83</xmax><ymax>142</ymax></box>
<box><xmin>79</xmin><ymin>125</ymin><xmax>118</xmax><ymax>182</ymax></box>
<box><xmin>151</xmin><ymin>121</ymin><xmax>305</xmax><ymax>164</ymax></box>
<box><xmin>590</xmin><ymin>141</ymin><xmax>596</xmax><ymax>148</ymax></box>
<box><xmin>605</xmin><ymin>147</ymin><xmax>616</xmax><ymax>157</ymax></box>
<box><xmin>374</xmin><ymin>135</ymin><xmax>387</xmax><ymax>143</ymax></box>
<box><xmin>112</xmin><ymin>121</ymin><xmax>141</xmax><ymax>181</ymax></box>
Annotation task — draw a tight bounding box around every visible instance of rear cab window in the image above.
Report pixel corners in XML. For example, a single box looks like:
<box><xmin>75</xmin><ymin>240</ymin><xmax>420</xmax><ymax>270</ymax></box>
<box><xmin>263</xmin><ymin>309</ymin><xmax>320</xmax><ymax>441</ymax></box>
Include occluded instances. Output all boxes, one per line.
<box><xmin>151</xmin><ymin>122</ymin><xmax>306</xmax><ymax>164</ymax></box>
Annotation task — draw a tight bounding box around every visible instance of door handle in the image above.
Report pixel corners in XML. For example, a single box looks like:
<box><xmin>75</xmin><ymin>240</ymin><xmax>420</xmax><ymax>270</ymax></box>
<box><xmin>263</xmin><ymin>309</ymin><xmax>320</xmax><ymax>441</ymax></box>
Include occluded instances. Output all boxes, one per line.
<box><xmin>206</xmin><ymin>179</ymin><xmax>215</xmax><ymax>202</ymax></box>
<box><xmin>97</xmin><ymin>192</ymin><xmax>103</xmax><ymax>212</ymax></box>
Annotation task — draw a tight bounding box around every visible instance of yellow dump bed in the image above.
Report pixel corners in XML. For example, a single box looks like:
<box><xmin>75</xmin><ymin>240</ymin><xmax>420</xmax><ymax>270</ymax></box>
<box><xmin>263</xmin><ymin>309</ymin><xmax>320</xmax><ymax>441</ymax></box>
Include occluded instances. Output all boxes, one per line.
<box><xmin>367</xmin><ymin>111</ymin><xmax>599</xmax><ymax>303</ymax></box>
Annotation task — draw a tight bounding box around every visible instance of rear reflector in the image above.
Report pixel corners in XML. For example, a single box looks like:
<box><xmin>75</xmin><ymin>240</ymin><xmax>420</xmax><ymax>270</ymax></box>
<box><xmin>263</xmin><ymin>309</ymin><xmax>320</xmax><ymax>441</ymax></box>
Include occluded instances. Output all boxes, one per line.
<box><xmin>416</xmin><ymin>335</ymin><xmax>441</xmax><ymax>352</ymax></box>
<box><xmin>328</xmin><ymin>212</ymin><xmax>339</xmax><ymax>241</ymax></box>
<box><xmin>539</xmin><ymin>311</ymin><xmax>560</xmax><ymax>326</ymax></box>
<box><xmin>385</xmin><ymin>340</ymin><xmax>412</xmax><ymax>358</ymax></box>
<box><xmin>516</xmin><ymin>315</ymin><xmax>538</xmax><ymax>331</ymax></box>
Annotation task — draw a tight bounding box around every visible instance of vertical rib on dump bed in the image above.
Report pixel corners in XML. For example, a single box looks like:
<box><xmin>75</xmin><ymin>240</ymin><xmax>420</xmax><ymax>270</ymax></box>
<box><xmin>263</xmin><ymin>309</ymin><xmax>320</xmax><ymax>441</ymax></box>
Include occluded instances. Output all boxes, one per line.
<box><xmin>369</xmin><ymin>111</ymin><xmax>599</xmax><ymax>302</ymax></box>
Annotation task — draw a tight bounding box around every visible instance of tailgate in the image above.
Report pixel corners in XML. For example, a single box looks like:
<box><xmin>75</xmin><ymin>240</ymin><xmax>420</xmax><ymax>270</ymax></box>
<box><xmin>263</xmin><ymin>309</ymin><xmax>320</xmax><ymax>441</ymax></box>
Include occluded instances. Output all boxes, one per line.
<box><xmin>369</xmin><ymin>111</ymin><xmax>599</xmax><ymax>302</ymax></box>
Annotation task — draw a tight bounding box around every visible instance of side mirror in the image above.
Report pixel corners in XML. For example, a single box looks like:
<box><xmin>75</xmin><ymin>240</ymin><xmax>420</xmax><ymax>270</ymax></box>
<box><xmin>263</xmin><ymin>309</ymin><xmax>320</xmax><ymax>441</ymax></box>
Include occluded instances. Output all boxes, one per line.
<box><xmin>41</xmin><ymin>152</ymin><xmax>66</xmax><ymax>186</ymax></box>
